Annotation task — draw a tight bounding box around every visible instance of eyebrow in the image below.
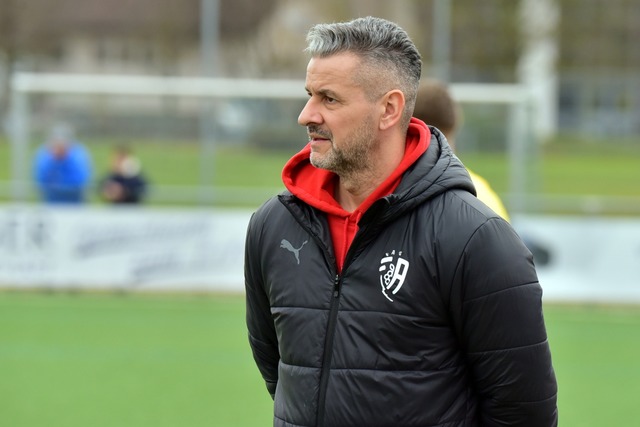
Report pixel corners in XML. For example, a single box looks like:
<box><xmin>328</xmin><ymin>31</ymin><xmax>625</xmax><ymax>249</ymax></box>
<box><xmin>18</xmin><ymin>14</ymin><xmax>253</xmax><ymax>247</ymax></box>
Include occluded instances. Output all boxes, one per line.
<box><xmin>306</xmin><ymin>87</ymin><xmax>340</xmax><ymax>99</ymax></box>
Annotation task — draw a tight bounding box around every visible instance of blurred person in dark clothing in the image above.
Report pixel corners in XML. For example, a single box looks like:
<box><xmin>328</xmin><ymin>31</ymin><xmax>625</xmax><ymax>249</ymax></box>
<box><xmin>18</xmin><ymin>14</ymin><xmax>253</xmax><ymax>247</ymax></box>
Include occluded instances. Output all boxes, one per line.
<box><xmin>98</xmin><ymin>146</ymin><xmax>148</xmax><ymax>204</ymax></box>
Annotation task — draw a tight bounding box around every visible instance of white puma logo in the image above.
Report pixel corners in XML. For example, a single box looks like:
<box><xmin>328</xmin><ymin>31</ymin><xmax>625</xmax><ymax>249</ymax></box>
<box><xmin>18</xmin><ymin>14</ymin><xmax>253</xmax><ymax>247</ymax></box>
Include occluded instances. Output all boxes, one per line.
<box><xmin>280</xmin><ymin>239</ymin><xmax>308</xmax><ymax>264</ymax></box>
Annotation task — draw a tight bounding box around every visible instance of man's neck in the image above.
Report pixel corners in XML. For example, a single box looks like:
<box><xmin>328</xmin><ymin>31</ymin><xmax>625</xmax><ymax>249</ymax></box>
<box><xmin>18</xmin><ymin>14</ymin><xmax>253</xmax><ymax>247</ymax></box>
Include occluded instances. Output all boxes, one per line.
<box><xmin>334</xmin><ymin>172</ymin><xmax>379</xmax><ymax>213</ymax></box>
<box><xmin>334</xmin><ymin>136</ymin><xmax>406</xmax><ymax>212</ymax></box>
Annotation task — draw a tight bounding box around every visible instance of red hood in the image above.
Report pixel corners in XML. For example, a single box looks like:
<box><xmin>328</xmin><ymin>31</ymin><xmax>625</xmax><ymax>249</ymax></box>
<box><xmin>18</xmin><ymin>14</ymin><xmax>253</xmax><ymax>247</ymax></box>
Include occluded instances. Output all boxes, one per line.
<box><xmin>282</xmin><ymin>118</ymin><xmax>431</xmax><ymax>216</ymax></box>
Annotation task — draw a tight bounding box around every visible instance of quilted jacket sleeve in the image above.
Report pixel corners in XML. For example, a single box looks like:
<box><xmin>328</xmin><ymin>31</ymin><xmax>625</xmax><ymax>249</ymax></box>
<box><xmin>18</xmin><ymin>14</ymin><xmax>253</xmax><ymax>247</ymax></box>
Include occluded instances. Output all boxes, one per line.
<box><xmin>244</xmin><ymin>212</ymin><xmax>280</xmax><ymax>398</ymax></box>
<box><xmin>453</xmin><ymin>218</ymin><xmax>558</xmax><ymax>426</ymax></box>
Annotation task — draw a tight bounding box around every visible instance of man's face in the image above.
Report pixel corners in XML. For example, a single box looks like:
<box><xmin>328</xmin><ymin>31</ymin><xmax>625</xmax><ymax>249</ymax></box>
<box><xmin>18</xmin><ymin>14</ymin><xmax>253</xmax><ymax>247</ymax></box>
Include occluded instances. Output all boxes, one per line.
<box><xmin>51</xmin><ymin>140</ymin><xmax>69</xmax><ymax>160</ymax></box>
<box><xmin>298</xmin><ymin>52</ymin><xmax>381</xmax><ymax>176</ymax></box>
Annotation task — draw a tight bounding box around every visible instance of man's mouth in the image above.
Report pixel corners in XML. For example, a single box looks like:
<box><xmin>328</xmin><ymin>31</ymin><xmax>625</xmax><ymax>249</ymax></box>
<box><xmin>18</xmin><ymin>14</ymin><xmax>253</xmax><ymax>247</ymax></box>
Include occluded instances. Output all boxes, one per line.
<box><xmin>307</xmin><ymin>126</ymin><xmax>331</xmax><ymax>143</ymax></box>
<box><xmin>308</xmin><ymin>134</ymin><xmax>330</xmax><ymax>143</ymax></box>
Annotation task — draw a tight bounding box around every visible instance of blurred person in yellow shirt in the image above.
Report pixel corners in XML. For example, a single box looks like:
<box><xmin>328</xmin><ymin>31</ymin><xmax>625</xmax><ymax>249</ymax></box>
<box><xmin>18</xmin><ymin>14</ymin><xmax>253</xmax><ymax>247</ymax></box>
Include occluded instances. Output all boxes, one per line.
<box><xmin>413</xmin><ymin>79</ymin><xmax>510</xmax><ymax>221</ymax></box>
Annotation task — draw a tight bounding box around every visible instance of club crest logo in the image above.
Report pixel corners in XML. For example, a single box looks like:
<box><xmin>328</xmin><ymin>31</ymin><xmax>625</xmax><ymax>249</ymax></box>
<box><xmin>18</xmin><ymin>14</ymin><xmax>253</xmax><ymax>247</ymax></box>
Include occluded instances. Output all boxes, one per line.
<box><xmin>379</xmin><ymin>250</ymin><xmax>409</xmax><ymax>302</ymax></box>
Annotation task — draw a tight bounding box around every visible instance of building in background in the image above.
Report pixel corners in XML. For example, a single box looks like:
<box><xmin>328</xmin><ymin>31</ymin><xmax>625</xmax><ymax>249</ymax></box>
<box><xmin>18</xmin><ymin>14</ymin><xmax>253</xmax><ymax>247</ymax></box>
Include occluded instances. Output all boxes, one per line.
<box><xmin>0</xmin><ymin>0</ymin><xmax>638</xmax><ymax>137</ymax></box>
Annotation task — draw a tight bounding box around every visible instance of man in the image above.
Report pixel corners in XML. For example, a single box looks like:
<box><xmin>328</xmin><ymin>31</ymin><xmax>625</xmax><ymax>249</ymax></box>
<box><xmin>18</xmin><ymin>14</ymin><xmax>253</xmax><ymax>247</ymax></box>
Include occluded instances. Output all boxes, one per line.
<box><xmin>33</xmin><ymin>124</ymin><xmax>92</xmax><ymax>203</ymax></box>
<box><xmin>245</xmin><ymin>16</ymin><xmax>557</xmax><ymax>427</ymax></box>
<box><xmin>414</xmin><ymin>79</ymin><xmax>510</xmax><ymax>221</ymax></box>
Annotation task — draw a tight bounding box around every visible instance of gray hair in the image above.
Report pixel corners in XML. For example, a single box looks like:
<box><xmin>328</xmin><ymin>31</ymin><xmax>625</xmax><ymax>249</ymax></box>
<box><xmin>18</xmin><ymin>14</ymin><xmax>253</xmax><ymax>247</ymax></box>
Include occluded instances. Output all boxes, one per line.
<box><xmin>304</xmin><ymin>16</ymin><xmax>422</xmax><ymax>129</ymax></box>
<box><xmin>48</xmin><ymin>123</ymin><xmax>75</xmax><ymax>146</ymax></box>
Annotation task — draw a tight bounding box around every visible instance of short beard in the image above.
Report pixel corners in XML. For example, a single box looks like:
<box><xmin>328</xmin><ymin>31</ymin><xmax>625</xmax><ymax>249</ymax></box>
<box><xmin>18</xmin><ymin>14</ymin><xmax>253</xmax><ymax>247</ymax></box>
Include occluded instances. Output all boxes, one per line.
<box><xmin>308</xmin><ymin>116</ymin><xmax>377</xmax><ymax>177</ymax></box>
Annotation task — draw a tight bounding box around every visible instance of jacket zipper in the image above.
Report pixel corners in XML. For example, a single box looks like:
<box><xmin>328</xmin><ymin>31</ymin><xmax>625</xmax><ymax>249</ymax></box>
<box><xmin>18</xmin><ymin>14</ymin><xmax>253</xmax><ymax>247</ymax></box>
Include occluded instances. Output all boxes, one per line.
<box><xmin>278</xmin><ymin>197</ymin><xmax>362</xmax><ymax>426</ymax></box>
<box><xmin>315</xmin><ymin>217</ymin><xmax>376</xmax><ymax>426</ymax></box>
<box><xmin>316</xmin><ymin>273</ymin><xmax>341</xmax><ymax>427</ymax></box>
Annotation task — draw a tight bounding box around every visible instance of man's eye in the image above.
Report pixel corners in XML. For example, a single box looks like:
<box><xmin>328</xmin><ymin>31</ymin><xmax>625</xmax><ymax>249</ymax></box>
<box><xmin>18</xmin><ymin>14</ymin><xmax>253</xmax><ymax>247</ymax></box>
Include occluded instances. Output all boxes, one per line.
<box><xmin>324</xmin><ymin>96</ymin><xmax>336</xmax><ymax>104</ymax></box>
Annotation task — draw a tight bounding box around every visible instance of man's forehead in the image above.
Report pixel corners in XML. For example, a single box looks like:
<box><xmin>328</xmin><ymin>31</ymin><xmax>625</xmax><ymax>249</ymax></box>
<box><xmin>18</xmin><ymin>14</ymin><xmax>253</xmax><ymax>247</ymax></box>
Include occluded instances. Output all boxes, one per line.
<box><xmin>305</xmin><ymin>54</ymin><xmax>361</xmax><ymax>89</ymax></box>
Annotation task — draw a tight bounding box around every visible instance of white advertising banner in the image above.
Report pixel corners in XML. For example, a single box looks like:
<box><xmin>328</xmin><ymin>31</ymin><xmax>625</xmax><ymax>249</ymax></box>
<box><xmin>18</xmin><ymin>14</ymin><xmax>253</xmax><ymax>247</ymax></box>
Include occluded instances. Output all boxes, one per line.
<box><xmin>513</xmin><ymin>214</ymin><xmax>640</xmax><ymax>303</ymax></box>
<box><xmin>1</xmin><ymin>206</ymin><xmax>639</xmax><ymax>303</ymax></box>
<box><xmin>0</xmin><ymin>205</ymin><xmax>251</xmax><ymax>292</ymax></box>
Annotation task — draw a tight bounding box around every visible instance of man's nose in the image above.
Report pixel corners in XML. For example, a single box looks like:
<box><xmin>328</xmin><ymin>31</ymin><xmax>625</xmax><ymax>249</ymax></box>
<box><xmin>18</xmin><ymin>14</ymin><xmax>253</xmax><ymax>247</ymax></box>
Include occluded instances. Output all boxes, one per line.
<box><xmin>298</xmin><ymin>98</ymin><xmax>321</xmax><ymax>126</ymax></box>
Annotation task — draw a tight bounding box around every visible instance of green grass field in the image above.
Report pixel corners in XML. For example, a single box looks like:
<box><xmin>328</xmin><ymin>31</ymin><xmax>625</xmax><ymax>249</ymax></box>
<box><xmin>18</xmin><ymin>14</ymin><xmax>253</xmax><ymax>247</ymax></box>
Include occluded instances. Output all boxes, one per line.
<box><xmin>461</xmin><ymin>134</ymin><xmax>640</xmax><ymax>198</ymax></box>
<box><xmin>1</xmin><ymin>291</ymin><xmax>639</xmax><ymax>426</ymax></box>
<box><xmin>0</xmin><ymin>292</ymin><xmax>273</xmax><ymax>427</ymax></box>
<box><xmin>1</xmin><ymin>132</ymin><xmax>639</xmax><ymax>424</ymax></box>
<box><xmin>2</xmin><ymin>133</ymin><xmax>639</xmax><ymax>210</ymax></box>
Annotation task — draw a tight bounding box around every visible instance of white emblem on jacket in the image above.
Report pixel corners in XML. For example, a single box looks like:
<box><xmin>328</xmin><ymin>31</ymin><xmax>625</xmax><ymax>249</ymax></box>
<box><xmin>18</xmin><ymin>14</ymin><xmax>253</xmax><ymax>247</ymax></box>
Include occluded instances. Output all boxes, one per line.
<box><xmin>379</xmin><ymin>250</ymin><xmax>409</xmax><ymax>302</ymax></box>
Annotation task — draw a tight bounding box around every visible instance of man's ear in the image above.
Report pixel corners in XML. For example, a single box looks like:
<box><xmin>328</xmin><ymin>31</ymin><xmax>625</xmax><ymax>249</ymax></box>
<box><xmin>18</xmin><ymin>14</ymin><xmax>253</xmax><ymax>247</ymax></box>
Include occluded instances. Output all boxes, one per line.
<box><xmin>379</xmin><ymin>90</ymin><xmax>405</xmax><ymax>131</ymax></box>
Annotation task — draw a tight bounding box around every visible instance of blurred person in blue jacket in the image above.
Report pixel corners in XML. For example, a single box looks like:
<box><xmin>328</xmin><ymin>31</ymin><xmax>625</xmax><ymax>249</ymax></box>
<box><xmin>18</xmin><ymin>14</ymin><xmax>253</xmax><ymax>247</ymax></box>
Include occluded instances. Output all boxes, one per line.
<box><xmin>33</xmin><ymin>124</ymin><xmax>93</xmax><ymax>203</ymax></box>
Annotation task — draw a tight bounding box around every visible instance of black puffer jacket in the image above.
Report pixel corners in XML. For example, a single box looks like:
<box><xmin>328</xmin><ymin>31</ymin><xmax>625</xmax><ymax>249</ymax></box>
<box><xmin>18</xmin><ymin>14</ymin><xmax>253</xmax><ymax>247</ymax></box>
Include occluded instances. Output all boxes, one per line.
<box><xmin>245</xmin><ymin>127</ymin><xmax>558</xmax><ymax>427</ymax></box>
